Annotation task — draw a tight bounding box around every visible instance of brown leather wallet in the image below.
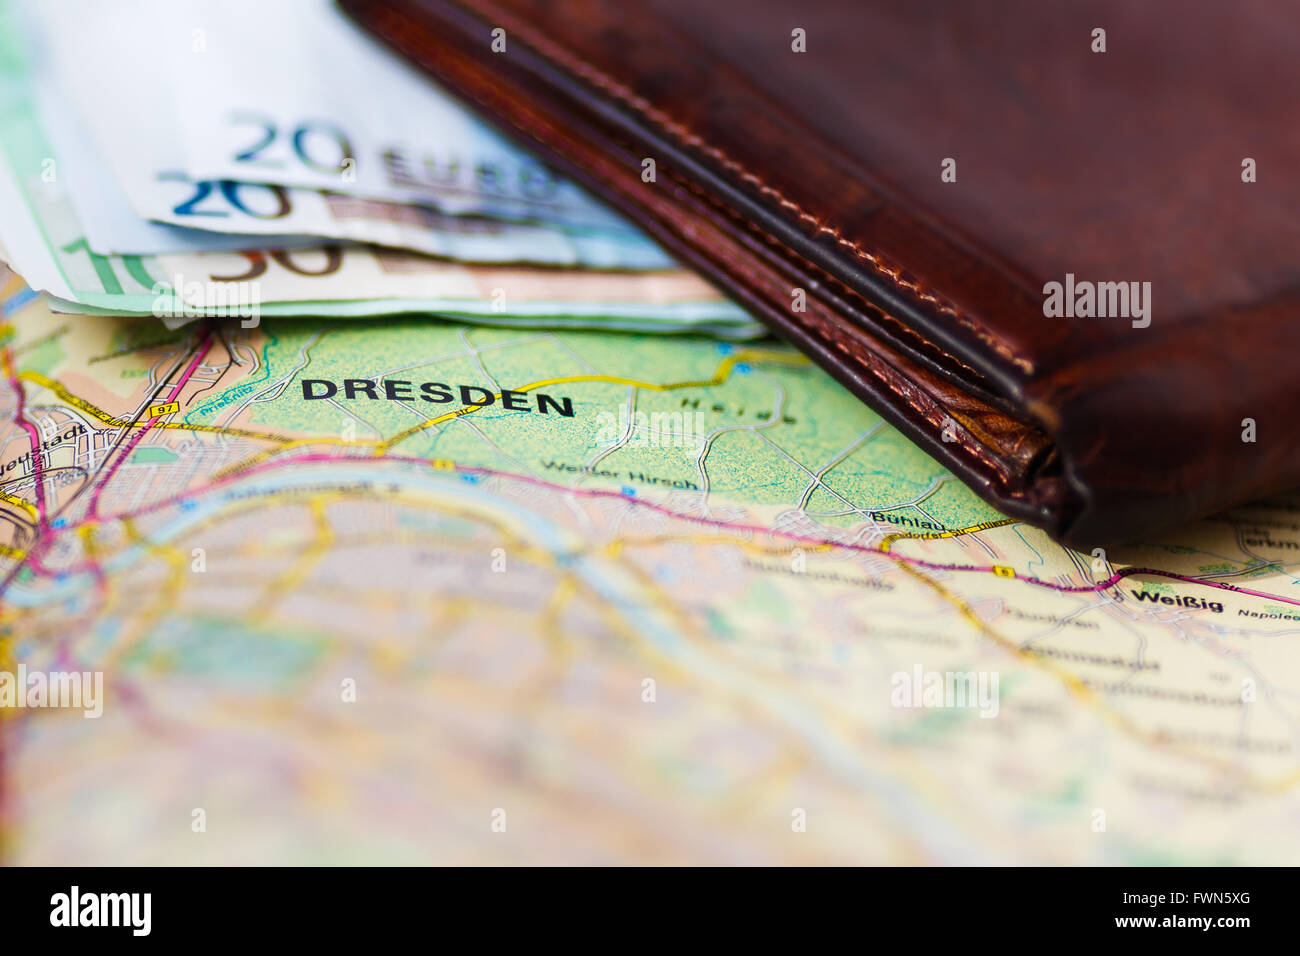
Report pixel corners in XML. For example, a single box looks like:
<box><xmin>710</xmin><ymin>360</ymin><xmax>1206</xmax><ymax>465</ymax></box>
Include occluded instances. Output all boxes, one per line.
<box><xmin>339</xmin><ymin>0</ymin><xmax>1300</xmax><ymax>548</ymax></box>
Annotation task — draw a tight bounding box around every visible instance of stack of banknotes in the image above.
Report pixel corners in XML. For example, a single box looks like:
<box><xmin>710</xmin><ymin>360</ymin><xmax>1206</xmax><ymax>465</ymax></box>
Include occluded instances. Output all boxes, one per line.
<box><xmin>0</xmin><ymin>0</ymin><xmax>762</xmax><ymax>338</ymax></box>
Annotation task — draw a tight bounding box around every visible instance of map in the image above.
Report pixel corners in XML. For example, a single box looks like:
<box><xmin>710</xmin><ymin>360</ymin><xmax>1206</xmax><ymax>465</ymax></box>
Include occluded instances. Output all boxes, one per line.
<box><xmin>2</xmin><ymin>266</ymin><xmax>1298</xmax><ymax>864</ymax></box>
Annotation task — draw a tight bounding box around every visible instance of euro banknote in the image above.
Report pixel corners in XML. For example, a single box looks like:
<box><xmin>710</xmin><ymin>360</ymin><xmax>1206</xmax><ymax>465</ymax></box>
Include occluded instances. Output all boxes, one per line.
<box><xmin>46</xmin><ymin>246</ymin><xmax>763</xmax><ymax>339</ymax></box>
<box><xmin>0</xmin><ymin>16</ymin><xmax>758</xmax><ymax>339</ymax></box>
<box><xmin>17</xmin><ymin>0</ymin><xmax>674</xmax><ymax>270</ymax></box>
<box><xmin>0</xmin><ymin>114</ymin><xmax>756</xmax><ymax>337</ymax></box>
<box><xmin>31</xmin><ymin>70</ymin><xmax>320</xmax><ymax>259</ymax></box>
<box><xmin>166</xmin><ymin>0</ymin><xmax>630</xmax><ymax>228</ymax></box>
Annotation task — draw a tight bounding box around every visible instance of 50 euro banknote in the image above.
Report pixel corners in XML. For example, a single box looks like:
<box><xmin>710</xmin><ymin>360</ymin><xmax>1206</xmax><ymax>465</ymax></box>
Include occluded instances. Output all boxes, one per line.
<box><xmin>0</xmin><ymin>137</ymin><xmax>757</xmax><ymax>338</ymax></box>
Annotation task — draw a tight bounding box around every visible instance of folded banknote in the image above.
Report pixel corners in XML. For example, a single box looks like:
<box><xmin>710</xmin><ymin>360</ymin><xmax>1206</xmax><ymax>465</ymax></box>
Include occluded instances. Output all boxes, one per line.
<box><xmin>0</xmin><ymin>0</ymin><xmax>763</xmax><ymax>340</ymax></box>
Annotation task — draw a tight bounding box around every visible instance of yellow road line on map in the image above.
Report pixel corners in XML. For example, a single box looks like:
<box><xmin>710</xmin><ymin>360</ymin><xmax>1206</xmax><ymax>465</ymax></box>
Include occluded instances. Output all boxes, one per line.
<box><xmin>601</xmin><ymin>536</ymin><xmax>918</xmax><ymax>808</ymax></box>
<box><xmin>0</xmin><ymin>542</ymin><xmax>27</xmax><ymax>560</ymax></box>
<box><xmin>896</xmin><ymin>559</ymin><xmax>1093</xmax><ymax>697</ymax></box>
<box><xmin>211</xmin><ymin>438</ymin><xmax>375</xmax><ymax>479</ymax></box>
<box><xmin>19</xmin><ymin>370</ymin><xmax>138</xmax><ymax>426</ymax></box>
<box><xmin>17</xmin><ymin>371</ymin><xmax>292</xmax><ymax>444</ymax></box>
<box><xmin>872</xmin><ymin>513</ymin><xmax>1272</xmax><ymax>782</ymax></box>
<box><xmin>888</xmin><ymin>555</ymin><xmax>1300</xmax><ymax>791</ymax></box>
<box><xmin>207</xmin><ymin>349</ymin><xmax>805</xmax><ymax>478</ymax></box>
<box><xmin>249</xmin><ymin>499</ymin><xmax>336</xmax><ymax>621</ymax></box>
<box><xmin>878</xmin><ymin>517</ymin><xmax>1016</xmax><ymax>553</ymax></box>
<box><xmin>719</xmin><ymin>746</ymin><xmax>809</xmax><ymax>821</ymax></box>
<box><xmin>373</xmin><ymin>349</ymin><xmax>808</xmax><ymax>454</ymax></box>
<box><xmin>0</xmin><ymin>490</ymin><xmax>37</xmax><ymax>521</ymax></box>
<box><xmin>101</xmin><ymin>519</ymin><xmax>184</xmax><ymax>670</ymax></box>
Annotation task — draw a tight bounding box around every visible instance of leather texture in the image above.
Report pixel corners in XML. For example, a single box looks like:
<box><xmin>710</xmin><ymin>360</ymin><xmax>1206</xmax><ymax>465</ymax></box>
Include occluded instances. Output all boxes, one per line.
<box><xmin>339</xmin><ymin>0</ymin><xmax>1300</xmax><ymax>548</ymax></box>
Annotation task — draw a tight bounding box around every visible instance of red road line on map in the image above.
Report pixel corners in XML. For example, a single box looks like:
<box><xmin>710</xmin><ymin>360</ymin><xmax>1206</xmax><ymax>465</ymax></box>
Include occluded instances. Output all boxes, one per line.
<box><xmin>85</xmin><ymin>332</ymin><xmax>212</xmax><ymax>522</ymax></box>
<box><xmin>21</xmin><ymin>447</ymin><xmax>1300</xmax><ymax>611</ymax></box>
<box><xmin>4</xmin><ymin>353</ymin><xmax>45</xmax><ymax>529</ymax></box>
<box><xmin>450</xmin><ymin>465</ymin><xmax>1300</xmax><ymax>608</ymax></box>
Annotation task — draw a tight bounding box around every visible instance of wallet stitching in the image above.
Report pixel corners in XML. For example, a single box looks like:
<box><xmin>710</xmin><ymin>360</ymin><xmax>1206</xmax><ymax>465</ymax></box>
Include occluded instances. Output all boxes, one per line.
<box><xmin>661</xmin><ymin>165</ymin><xmax>993</xmax><ymax>386</ymax></box>
<box><xmin>666</xmin><ymin>162</ymin><xmax>1051</xmax><ymax>456</ymax></box>
<box><xmin>458</xmin><ymin>0</ymin><xmax>1023</xmax><ymax>369</ymax></box>
<box><xmin>358</xmin><ymin>3</ymin><xmax>1025</xmax><ymax>491</ymax></box>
